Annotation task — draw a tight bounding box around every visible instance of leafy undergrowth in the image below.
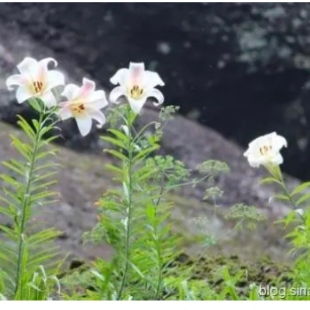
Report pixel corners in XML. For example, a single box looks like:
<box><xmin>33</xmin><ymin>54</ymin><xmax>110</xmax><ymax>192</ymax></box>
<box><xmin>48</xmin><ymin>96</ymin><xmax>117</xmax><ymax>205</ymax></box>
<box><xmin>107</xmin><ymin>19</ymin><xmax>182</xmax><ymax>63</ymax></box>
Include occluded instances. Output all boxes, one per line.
<box><xmin>59</xmin><ymin>253</ymin><xmax>292</xmax><ymax>300</ymax></box>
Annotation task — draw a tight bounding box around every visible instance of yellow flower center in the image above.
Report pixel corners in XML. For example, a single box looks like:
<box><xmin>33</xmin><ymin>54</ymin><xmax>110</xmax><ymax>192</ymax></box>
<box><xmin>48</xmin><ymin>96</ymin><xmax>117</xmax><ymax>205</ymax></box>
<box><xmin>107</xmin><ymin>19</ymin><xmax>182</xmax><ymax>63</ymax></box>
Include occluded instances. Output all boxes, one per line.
<box><xmin>259</xmin><ymin>144</ymin><xmax>272</xmax><ymax>156</ymax></box>
<box><xmin>33</xmin><ymin>81</ymin><xmax>44</xmax><ymax>94</ymax></box>
<box><xmin>70</xmin><ymin>103</ymin><xmax>86</xmax><ymax>117</ymax></box>
<box><xmin>129</xmin><ymin>85</ymin><xmax>144</xmax><ymax>100</ymax></box>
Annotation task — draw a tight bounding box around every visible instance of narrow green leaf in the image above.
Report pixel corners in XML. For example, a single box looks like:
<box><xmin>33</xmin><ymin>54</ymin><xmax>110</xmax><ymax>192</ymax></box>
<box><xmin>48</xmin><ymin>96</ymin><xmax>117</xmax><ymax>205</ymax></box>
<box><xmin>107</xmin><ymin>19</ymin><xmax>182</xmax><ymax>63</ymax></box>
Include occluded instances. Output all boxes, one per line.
<box><xmin>107</xmin><ymin>129</ymin><xmax>128</xmax><ymax>142</ymax></box>
<box><xmin>28</xmin><ymin>98</ymin><xmax>42</xmax><ymax>112</ymax></box>
<box><xmin>0</xmin><ymin>205</ymin><xmax>14</xmax><ymax>218</ymax></box>
<box><xmin>30</xmin><ymin>191</ymin><xmax>56</xmax><ymax>202</ymax></box>
<box><xmin>136</xmin><ymin>169</ymin><xmax>156</xmax><ymax>182</ymax></box>
<box><xmin>10</xmin><ymin>135</ymin><xmax>31</xmax><ymax>160</ymax></box>
<box><xmin>2</xmin><ymin>161</ymin><xmax>25</xmax><ymax>177</ymax></box>
<box><xmin>35</xmin><ymin>150</ymin><xmax>57</xmax><ymax>161</ymax></box>
<box><xmin>0</xmin><ymin>174</ymin><xmax>20</xmax><ymax>188</ymax></box>
<box><xmin>260</xmin><ymin>177</ymin><xmax>282</xmax><ymax>186</ymax></box>
<box><xmin>296</xmin><ymin>192</ymin><xmax>310</xmax><ymax>206</ymax></box>
<box><xmin>0</xmin><ymin>224</ymin><xmax>16</xmax><ymax>239</ymax></box>
<box><xmin>30</xmin><ymin>180</ymin><xmax>57</xmax><ymax>192</ymax></box>
<box><xmin>122</xmin><ymin>182</ymin><xmax>130</xmax><ymax>203</ymax></box>
<box><xmin>33</xmin><ymin>162</ymin><xmax>57</xmax><ymax>173</ymax></box>
<box><xmin>133</xmin><ymin>145</ymin><xmax>159</xmax><ymax>162</ymax></box>
<box><xmin>273</xmin><ymin>194</ymin><xmax>290</xmax><ymax>202</ymax></box>
<box><xmin>16</xmin><ymin>115</ymin><xmax>36</xmax><ymax>139</ymax></box>
<box><xmin>28</xmin><ymin>253</ymin><xmax>59</xmax><ymax>271</ymax></box>
<box><xmin>1</xmin><ymin>186</ymin><xmax>22</xmax><ymax>205</ymax></box>
<box><xmin>33</xmin><ymin>171</ymin><xmax>57</xmax><ymax>184</ymax></box>
<box><xmin>28</xmin><ymin>229</ymin><xmax>60</xmax><ymax>245</ymax></box>
<box><xmin>130</xmin><ymin>262</ymin><xmax>146</xmax><ymax>279</ymax></box>
<box><xmin>291</xmin><ymin>181</ymin><xmax>310</xmax><ymax>197</ymax></box>
<box><xmin>146</xmin><ymin>204</ymin><xmax>155</xmax><ymax>221</ymax></box>
<box><xmin>104</xmin><ymin>149</ymin><xmax>127</xmax><ymax>161</ymax></box>
<box><xmin>101</xmin><ymin>136</ymin><xmax>127</xmax><ymax>150</ymax></box>
<box><xmin>105</xmin><ymin>163</ymin><xmax>123</xmax><ymax>175</ymax></box>
<box><xmin>39</xmin><ymin>135</ymin><xmax>60</xmax><ymax>145</ymax></box>
<box><xmin>32</xmin><ymin>119</ymin><xmax>41</xmax><ymax>133</ymax></box>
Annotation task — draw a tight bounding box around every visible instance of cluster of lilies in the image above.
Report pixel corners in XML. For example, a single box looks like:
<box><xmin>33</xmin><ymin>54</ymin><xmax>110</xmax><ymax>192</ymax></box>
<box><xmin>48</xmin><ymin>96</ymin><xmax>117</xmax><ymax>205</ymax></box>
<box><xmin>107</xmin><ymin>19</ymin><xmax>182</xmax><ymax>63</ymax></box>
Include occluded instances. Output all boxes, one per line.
<box><xmin>6</xmin><ymin>56</ymin><xmax>287</xmax><ymax>169</ymax></box>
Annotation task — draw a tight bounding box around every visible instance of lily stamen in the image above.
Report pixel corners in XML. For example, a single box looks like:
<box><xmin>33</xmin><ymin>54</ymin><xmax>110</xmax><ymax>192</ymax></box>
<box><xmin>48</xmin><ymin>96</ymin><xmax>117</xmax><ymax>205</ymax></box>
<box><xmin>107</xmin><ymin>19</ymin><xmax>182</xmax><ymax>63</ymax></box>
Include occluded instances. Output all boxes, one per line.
<box><xmin>58</xmin><ymin>78</ymin><xmax>108</xmax><ymax>137</ymax></box>
<box><xmin>6</xmin><ymin>57</ymin><xmax>65</xmax><ymax>108</ymax></box>
<box><xmin>244</xmin><ymin>132</ymin><xmax>287</xmax><ymax>168</ymax></box>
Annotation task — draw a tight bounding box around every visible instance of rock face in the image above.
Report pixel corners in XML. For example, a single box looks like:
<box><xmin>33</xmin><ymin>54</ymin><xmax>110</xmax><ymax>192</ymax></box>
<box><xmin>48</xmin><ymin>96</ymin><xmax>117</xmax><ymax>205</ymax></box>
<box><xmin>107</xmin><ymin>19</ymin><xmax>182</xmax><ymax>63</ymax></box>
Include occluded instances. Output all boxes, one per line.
<box><xmin>0</xmin><ymin>10</ymin><xmax>303</xmax><ymax>263</ymax></box>
<box><xmin>0</xmin><ymin>3</ymin><xmax>310</xmax><ymax>180</ymax></box>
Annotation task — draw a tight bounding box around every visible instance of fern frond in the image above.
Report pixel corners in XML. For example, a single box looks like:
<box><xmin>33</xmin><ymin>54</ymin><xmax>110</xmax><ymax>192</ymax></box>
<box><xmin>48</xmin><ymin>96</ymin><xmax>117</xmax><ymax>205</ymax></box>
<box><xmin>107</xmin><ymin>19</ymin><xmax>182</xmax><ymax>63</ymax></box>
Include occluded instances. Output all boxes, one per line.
<box><xmin>0</xmin><ymin>99</ymin><xmax>62</xmax><ymax>300</ymax></box>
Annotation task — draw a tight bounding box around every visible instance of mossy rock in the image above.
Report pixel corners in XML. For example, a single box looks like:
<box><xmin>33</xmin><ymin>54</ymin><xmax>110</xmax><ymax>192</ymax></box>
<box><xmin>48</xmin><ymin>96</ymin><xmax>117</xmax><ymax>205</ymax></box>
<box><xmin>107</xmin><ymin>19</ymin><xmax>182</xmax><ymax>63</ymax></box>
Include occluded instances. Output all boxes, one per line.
<box><xmin>58</xmin><ymin>252</ymin><xmax>293</xmax><ymax>300</ymax></box>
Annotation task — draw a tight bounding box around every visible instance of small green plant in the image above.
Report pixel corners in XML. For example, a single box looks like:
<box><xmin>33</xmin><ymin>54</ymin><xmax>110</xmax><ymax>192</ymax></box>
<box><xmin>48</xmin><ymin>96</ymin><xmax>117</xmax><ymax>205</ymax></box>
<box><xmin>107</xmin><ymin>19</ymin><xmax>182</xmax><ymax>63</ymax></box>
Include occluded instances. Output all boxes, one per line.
<box><xmin>0</xmin><ymin>100</ymin><xmax>62</xmax><ymax>299</ymax></box>
<box><xmin>241</xmin><ymin>131</ymin><xmax>310</xmax><ymax>299</ymax></box>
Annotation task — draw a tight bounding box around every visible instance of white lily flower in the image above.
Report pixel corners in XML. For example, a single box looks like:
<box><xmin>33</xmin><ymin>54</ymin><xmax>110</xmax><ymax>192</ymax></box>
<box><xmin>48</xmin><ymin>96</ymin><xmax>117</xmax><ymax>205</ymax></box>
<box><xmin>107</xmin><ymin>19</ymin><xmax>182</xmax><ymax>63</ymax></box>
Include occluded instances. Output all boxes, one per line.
<box><xmin>109</xmin><ymin>62</ymin><xmax>165</xmax><ymax>114</ymax></box>
<box><xmin>58</xmin><ymin>78</ymin><xmax>108</xmax><ymax>137</ymax></box>
<box><xmin>243</xmin><ymin>132</ymin><xmax>287</xmax><ymax>168</ymax></box>
<box><xmin>6</xmin><ymin>57</ymin><xmax>65</xmax><ymax>107</ymax></box>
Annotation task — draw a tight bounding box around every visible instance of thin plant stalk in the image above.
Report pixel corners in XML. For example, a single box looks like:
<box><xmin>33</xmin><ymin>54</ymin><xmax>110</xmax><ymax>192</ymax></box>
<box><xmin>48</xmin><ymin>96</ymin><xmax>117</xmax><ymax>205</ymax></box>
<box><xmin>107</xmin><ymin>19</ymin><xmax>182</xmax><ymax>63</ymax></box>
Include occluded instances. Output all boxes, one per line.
<box><xmin>116</xmin><ymin>106</ymin><xmax>136</xmax><ymax>300</ymax></box>
<box><xmin>14</xmin><ymin>99</ymin><xmax>52</xmax><ymax>299</ymax></box>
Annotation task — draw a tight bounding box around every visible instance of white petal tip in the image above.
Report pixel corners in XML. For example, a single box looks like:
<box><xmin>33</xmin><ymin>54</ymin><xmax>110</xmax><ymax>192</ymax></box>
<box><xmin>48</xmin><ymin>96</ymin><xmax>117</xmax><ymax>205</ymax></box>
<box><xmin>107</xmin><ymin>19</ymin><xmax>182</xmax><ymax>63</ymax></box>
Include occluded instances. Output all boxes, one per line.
<box><xmin>296</xmin><ymin>209</ymin><xmax>304</xmax><ymax>216</ymax></box>
<box><xmin>96</xmin><ymin>124</ymin><xmax>104</xmax><ymax>129</ymax></box>
<box><xmin>268</xmin><ymin>196</ymin><xmax>274</xmax><ymax>204</ymax></box>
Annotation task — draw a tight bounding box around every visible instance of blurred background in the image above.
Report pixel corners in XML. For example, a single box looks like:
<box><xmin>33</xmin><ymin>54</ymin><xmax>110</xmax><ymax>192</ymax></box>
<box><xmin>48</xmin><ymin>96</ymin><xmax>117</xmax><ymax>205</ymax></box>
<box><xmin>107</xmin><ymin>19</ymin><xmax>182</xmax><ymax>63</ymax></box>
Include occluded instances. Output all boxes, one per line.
<box><xmin>1</xmin><ymin>2</ymin><xmax>310</xmax><ymax>180</ymax></box>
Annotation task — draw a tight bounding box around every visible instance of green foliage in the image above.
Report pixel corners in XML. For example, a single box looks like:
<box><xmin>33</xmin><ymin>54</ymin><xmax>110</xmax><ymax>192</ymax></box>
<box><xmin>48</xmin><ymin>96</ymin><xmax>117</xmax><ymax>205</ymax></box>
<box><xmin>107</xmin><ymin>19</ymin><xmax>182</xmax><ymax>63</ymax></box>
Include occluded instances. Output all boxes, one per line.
<box><xmin>225</xmin><ymin>203</ymin><xmax>267</xmax><ymax>231</ymax></box>
<box><xmin>0</xmin><ymin>99</ymin><xmax>62</xmax><ymax>300</ymax></box>
<box><xmin>68</xmin><ymin>104</ymin><xmax>236</xmax><ymax>300</ymax></box>
<box><xmin>257</xmin><ymin>163</ymin><xmax>310</xmax><ymax>300</ymax></box>
<box><xmin>81</xmin><ymin>105</ymin><xmax>186</xmax><ymax>300</ymax></box>
<box><xmin>4</xmin><ymin>76</ymin><xmax>310</xmax><ymax>301</ymax></box>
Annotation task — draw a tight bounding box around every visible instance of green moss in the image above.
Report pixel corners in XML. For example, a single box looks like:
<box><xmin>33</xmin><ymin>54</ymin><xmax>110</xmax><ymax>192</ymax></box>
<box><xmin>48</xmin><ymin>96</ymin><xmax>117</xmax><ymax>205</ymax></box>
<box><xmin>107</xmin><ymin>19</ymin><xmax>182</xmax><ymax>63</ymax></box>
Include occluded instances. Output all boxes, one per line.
<box><xmin>59</xmin><ymin>252</ymin><xmax>293</xmax><ymax>299</ymax></box>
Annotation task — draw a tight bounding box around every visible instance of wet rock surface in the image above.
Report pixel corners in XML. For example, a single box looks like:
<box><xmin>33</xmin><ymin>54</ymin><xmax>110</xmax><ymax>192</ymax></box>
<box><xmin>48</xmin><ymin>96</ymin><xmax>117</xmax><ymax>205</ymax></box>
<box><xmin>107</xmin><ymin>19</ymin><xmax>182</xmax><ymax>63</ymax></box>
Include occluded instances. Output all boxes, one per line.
<box><xmin>0</xmin><ymin>3</ymin><xmax>310</xmax><ymax>180</ymax></box>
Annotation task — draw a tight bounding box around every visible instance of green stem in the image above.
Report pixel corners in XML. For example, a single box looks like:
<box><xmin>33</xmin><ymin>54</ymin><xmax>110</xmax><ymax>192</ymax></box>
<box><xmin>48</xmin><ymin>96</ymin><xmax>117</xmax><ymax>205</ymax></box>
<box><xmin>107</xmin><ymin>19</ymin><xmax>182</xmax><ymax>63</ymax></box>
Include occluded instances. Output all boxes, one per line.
<box><xmin>267</xmin><ymin>165</ymin><xmax>306</xmax><ymax>225</ymax></box>
<box><xmin>14</xmin><ymin>102</ymin><xmax>45</xmax><ymax>299</ymax></box>
<box><xmin>166</xmin><ymin>174</ymin><xmax>211</xmax><ymax>190</ymax></box>
<box><xmin>153</xmin><ymin>175</ymin><xmax>165</xmax><ymax>300</ymax></box>
<box><xmin>279</xmin><ymin>181</ymin><xmax>306</xmax><ymax>225</ymax></box>
<box><xmin>117</xmin><ymin>107</ymin><xmax>135</xmax><ymax>300</ymax></box>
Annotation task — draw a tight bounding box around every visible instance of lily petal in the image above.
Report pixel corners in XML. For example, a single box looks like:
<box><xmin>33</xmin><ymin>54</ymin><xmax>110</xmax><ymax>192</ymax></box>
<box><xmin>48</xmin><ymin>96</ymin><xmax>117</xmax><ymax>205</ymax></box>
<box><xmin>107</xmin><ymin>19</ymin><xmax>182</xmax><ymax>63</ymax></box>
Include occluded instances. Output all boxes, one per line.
<box><xmin>39</xmin><ymin>57</ymin><xmax>58</xmax><ymax>69</ymax></box>
<box><xmin>247</xmin><ymin>157</ymin><xmax>262</xmax><ymax>168</ymax></box>
<box><xmin>17</xmin><ymin>57</ymin><xmax>39</xmax><ymax>80</ymax></box>
<box><xmin>37</xmin><ymin>57</ymin><xmax>58</xmax><ymax>82</ymax></box>
<box><xmin>109</xmin><ymin>86</ymin><xmax>125</xmax><ymax>104</ymax></box>
<box><xmin>6</xmin><ymin>74</ymin><xmax>24</xmax><ymax>90</ymax></box>
<box><xmin>271</xmin><ymin>153</ymin><xmax>284</xmax><ymax>166</ymax></box>
<box><xmin>244</xmin><ymin>132</ymin><xmax>287</xmax><ymax>168</ymax></box>
<box><xmin>75</xmin><ymin>116</ymin><xmax>92</xmax><ymax>137</ymax></box>
<box><xmin>39</xmin><ymin>90</ymin><xmax>57</xmax><ymax>108</ymax></box>
<box><xmin>273</xmin><ymin>134</ymin><xmax>287</xmax><ymax>150</ymax></box>
<box><xmin>16</xmin><ymin>86</ymin><xmax>34</xmax><ymax>103</ymax></box>
<box><xmin>110</xmin><ymin>68</ymin><xmax>128</xmax><ymax>86</ymax></box>
<box><xmin>61</xmin><ymin>84</ymin><xmax>81</xmax><ymax>100</ymax></box>
<box><xmin>128</xmin><ymin>97</ymin><xmax>146</xmax><ymax>114</ymax></box>
<box><xmin>128</xmin><ymin>62</ymin><xmax>145</xmax><ymax>86</ymax></box>
<box><xmin>148</xmin><ymin>88</ymin><xmax>164</xmax><ymax>106</ymax></box>
<box><xmin>88</xmin><ymin>108</ymin><xmax>106</xmax><ymax>128</ymax></box>
<box><xmin>144</xmin><ymin>71</ymin><xmax>165</xmax><ymax>89</ymax></box>
<box><xmin>86</xmin><ymin>90</ymin><xmax>108</xmax><ymax>109</ymax></box>
<box><xmin>58</xmin><ymin>105</ymin><xmax>73</xmax><ymax>120</ymax></box>
<box><xmin>46</xmin><ymin>70</ymin><xmax>65</xmax><ymax>90</ymax></box>
<box><xmin>78</xmin><ymin>78</ymin><xmax>96</xmax><ymax>99</ymax></box>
